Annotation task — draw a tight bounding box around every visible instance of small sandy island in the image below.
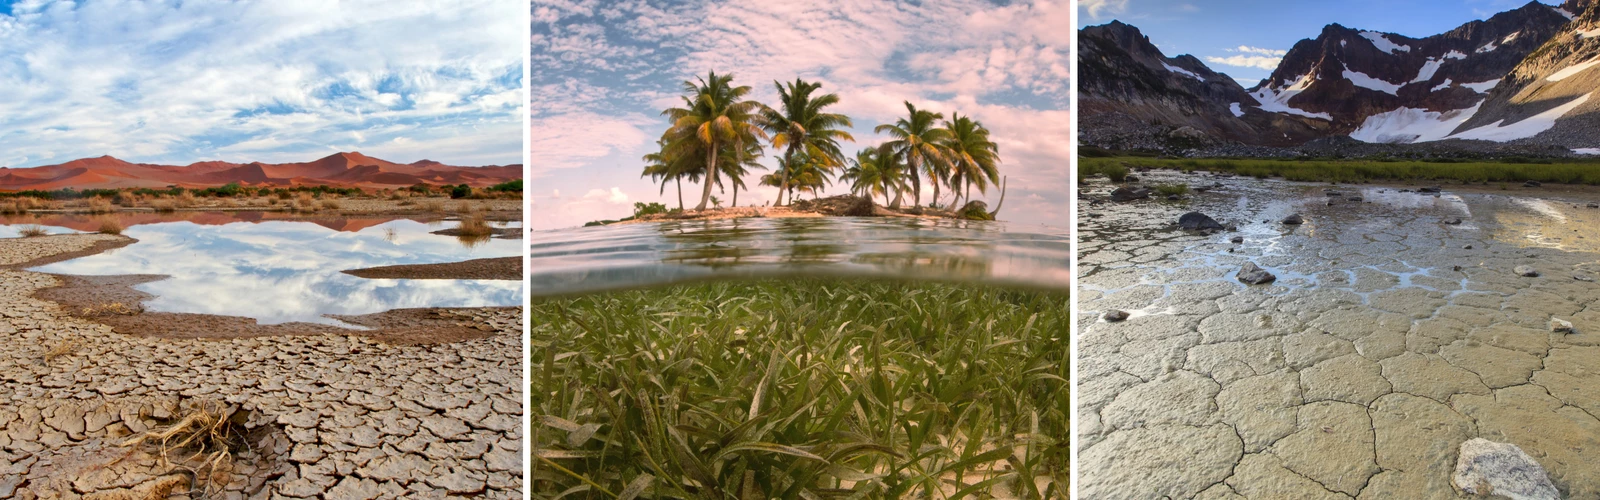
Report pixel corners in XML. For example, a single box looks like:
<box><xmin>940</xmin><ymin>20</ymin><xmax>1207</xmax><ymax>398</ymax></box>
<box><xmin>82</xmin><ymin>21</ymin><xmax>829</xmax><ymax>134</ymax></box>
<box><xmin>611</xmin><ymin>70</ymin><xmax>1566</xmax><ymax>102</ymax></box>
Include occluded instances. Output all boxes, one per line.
<box><xmin>595</xmin><ymin>195</ymin><xmax>1003</xmax><ymax>226</ymax></box>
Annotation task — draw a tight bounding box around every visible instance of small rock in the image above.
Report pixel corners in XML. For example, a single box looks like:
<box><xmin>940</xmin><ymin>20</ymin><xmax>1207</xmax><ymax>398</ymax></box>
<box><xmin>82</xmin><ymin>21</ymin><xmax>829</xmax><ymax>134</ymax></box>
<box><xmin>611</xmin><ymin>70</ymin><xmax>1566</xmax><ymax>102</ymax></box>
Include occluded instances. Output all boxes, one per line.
<box><xmin>1230</xmin><ymin>236</ymin><xmax>1244</xmax><ymax>244</ymax></box>
<box><xmin>1347</xmin><ymin>196</ymin><xmax>1362</xmax><ymax>202</ymax></box>
<box><xmin>1419</xmin><ymin>186</ymin><xmax>1441</xmax><ymax>193</ymax></box>
<box><xmin>1587</xmin><ymin>202</ymin><xmax>1598</xmax><ymax>209</ymax></box>
<box><xmin>1463</xmin><ymin>244</ymin><xmax>1473</xmax><ymax>249</ymax></box>
<box><xmin>1443</xmin><ymin>218</ymin><xmax>1462</xmax><ymax>225</ymax></box>
<box><xmin>1551</xmin><ymin>318</ymin><xmax>1574</xmax><ymax>333</ymax></box>
<box><xmin>1523</xmin><ymin>180</ymin><xmax>1542</xmax><ymax>188</ymax></box>
<box><xmin>1166</xmin><ymin>194</ymin><xmax>1180</xmax><ymax>201</ymax></box>
<box><xmin>1103</xmin><ymin>310</ymin><xmax>1130</xmax><ymax>322</ymax></box>
<box><xmin>1238</xmin><ymin>262</ymin><xmax>1276</xmax><ymax>285</ymax></box>
<box><xmin>1515</xmin><ymin>265</ymin><xmax>1539</xmax><ymax>277</ymax></box>
<box><xmin>1281</xmin><ymin>214</ymin><xmax>1304</xmax><ymax>225</ymax></box>
<box><xmin>1576</xmin><ymin>274</ymin><xmax>1594</xmax><ymax>282</ymax></box>
<box><xmin>1453</xmin><ymin>438</ymin><xmax>1558</xmax><ymax>500</ymax></box>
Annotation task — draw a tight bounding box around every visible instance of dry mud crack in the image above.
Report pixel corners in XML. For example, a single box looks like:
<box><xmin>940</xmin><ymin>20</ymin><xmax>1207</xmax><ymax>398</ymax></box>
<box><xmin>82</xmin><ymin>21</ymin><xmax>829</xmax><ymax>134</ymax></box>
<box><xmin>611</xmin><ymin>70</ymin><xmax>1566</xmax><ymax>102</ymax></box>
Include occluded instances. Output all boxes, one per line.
<box><xmin>0</xmin><ymin>234</ymin><xmax>522</xmax><ymax>498</ymax></box>
<box><xmin>1079</xmin><ymin>172</ymin><xmax>1600</xmax><ymax>499</ymax></box>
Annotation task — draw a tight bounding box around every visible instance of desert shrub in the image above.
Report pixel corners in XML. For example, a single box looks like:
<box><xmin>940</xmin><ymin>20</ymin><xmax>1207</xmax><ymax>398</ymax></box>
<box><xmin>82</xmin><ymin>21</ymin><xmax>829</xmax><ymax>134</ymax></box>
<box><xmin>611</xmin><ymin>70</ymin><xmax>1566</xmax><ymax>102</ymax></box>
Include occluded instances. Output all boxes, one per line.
<box><xmin>97</xmin><ymin>218</ymin><xmax>123</xmax><ymax>235</ymax></box>
<box><xmin>18</xmin><ymin>225</ymin><xmax>47</xmax><ymax>237</ymax></box>
<box><xmin>450</xmin><ymin>184</ymin><xmax>473</xmax><ymax>199</ymax></box>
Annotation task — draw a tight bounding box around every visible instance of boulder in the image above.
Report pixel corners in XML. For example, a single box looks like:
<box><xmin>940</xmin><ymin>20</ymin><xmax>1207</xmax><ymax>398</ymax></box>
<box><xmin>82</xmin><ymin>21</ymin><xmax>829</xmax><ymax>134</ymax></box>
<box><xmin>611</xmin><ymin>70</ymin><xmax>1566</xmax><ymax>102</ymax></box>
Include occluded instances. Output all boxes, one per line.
<box><xmin>1515</xmin><ymin>265</ymin><xmax>1538</xmax><ymax>277</ymax></box>
<box><xmin>1110</xmin><ymin>187</ymin><xmax>1151</xmax><ymax>202</ymax></box>
<box><xmin>1443</xmin><ymin>218</ymin><xmax>1463</xmax><ymax>225</ymax></box>
<box><xmin>1103</xmin><ymin>310</ymin><xmax>1130</xmax><ymax>322</ymax></box>
<box><xmin>1230</xmin><ymin>236</ymin><xmax>1244</xmax><ymax>244</ymax></box>
<box><xmin>1551</xmin><ymin>318</ymin><xmax>1574</xmax><ymax>333</ymax></box>
<box><xmin>1452</xmin><ymin>438</ymin><xmax>1558</xmax><ymax>500</ymax></box>
<box><xmin>1177</xmin><ymin>212</ymin><xmax>1224</xmax><ymax>231</ymax></box>
<box><xmin>1523</xmin><ymin>180</ymin><xmax>1542</xmax><ymax>187</ymax></box>
<box><xmin>1238</xmin><ymin>262</ymin><xmax>1276</xmax><ymax>285</ymax></box>
<box><xmin>1419</xmin><ymin>186</ymin><xmax>1442</xmax><ymax>193</ymax></box>
<box><xmin>1281</xmin><ymin>214</ymin><xmax>1304</xmax><ymax>225</ymax></box>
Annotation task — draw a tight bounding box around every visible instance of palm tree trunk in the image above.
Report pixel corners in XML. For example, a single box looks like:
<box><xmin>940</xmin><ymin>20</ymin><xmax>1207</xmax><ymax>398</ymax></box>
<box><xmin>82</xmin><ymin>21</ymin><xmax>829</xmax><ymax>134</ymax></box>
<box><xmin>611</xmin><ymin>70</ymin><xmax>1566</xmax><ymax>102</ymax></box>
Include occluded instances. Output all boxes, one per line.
<box><xmin>931</xmin><ymin>168</ymin><xmax>941</xmax><ymax>209</ymax></box>
<box><xmin>909</xmin><ymin>156</ymin><xmax>922</xmax><ymax>208</ymax></box>
<box><xmin>778</xmin><ymin>145</ymin><xmax>796</xmax><ymax>206</ymax></box>
<box><xmin>733</xmin><ymin>182</ymin><xmax>739</xmax><ymax>207</ymax></box>
<box><xmin>676</xmin><ymin>177</ymin><xmax>684</xmax><ymax>211</ymax></box>
<box><xmin>696</xmin><ymin>139</ymin><xmax>718</xmax><ymax>211</ymax></box>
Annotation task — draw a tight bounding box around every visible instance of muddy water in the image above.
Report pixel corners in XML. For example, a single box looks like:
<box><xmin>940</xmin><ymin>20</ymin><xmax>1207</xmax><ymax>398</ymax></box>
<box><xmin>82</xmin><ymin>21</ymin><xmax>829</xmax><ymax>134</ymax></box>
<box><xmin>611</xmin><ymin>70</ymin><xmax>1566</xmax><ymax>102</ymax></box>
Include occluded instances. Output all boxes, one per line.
<box><xmin>1078</xmin><ymin>171</ymin><xmax>1600</xmax><ymax>499</ymax></box>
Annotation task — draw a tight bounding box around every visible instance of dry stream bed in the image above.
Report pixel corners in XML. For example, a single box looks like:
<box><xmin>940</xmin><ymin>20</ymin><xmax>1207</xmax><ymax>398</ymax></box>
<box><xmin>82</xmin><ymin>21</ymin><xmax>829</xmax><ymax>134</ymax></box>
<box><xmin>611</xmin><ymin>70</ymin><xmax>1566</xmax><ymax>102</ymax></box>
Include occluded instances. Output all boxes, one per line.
<box><xmin>1078</xmin><ymin>171</ymin><xmax>1600</xmax><ymax>499</ymax></box>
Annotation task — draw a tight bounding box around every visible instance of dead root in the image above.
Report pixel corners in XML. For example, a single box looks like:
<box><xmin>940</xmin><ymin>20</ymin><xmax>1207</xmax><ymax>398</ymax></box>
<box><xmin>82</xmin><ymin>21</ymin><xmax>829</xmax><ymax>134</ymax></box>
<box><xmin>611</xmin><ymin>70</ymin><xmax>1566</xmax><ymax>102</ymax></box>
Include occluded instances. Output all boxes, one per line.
<box><xmin>118</xmin><ymin>400</ymin><xmax>251</xmax><ymax>498</ymax></box>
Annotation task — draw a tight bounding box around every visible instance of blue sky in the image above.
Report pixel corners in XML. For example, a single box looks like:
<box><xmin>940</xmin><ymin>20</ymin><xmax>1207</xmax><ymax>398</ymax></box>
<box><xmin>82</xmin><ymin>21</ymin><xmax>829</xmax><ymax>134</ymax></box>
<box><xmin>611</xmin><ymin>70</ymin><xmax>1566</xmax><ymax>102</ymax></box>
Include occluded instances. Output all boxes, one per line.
<box><xmin>531</xmin><ymin>0</ymin><xmax>1072</xmax><ymax>230</ymax></box>
<box><xmin>0</xmin><ymin>0</ymin><xmax>524</xmax><ymax>168</ymax></box>
<box><xmin>1079</xmin><ymin>0</ymin><xmax>1567</xmax><ymax>86</ymax></box>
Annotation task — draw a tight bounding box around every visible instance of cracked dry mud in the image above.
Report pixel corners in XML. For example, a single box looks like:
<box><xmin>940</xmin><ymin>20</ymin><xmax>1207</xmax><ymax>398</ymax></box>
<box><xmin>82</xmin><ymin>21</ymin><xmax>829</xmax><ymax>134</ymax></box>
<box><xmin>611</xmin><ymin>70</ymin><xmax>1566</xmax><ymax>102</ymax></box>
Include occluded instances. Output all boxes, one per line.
<box><xmin>1079</xmin><ymin>172</ymin><xmax>1600</xmax><ymax>499</ymax></box>
<box><xmin>0</xmin><ymin>234</ymin><xmax>522</xmax><ymax>498</ymax></box>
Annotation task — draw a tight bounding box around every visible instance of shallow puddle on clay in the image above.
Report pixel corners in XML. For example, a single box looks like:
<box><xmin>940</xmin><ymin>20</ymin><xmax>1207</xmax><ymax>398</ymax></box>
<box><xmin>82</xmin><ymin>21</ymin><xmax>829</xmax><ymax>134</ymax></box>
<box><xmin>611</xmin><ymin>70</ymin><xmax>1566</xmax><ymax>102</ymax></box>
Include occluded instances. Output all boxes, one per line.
<box><xmin>528</xmin><ymin>216</ymin><xmax>1071</xmax><ymax>296</ymax></box>
<box><xmin>25</xmin><ymin>219</ymin><xmax>522</xmax><ymax>327</ymax></box>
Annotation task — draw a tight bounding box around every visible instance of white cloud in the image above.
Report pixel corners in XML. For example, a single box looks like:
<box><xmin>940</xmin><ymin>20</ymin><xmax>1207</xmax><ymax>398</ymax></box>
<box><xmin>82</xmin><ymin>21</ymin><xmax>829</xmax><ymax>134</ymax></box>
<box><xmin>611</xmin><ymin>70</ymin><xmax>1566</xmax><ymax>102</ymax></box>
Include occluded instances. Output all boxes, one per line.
<box><xmin>0</xmin><ymin>0</ymin><xmax>523</xmax><ymax>167</ymax></box>
<box><xmin>1080</xmin><ymin>0</ymin><xmax>1130</xmax><ymax>19</ymax></box>
<box><xmin>1207</xmin><ymin>55</ymin><xmax>1284</xmax><ymax>70</ymax></box>
<box><xmin>1231</xmin><ymin>46</ymin><xmax>1288</xmax><ymax>57</ymax></box>
<box><xmin>584</xmin><ymin>187</ymin><xmax>631</xmax><ymax>204</ymax></box>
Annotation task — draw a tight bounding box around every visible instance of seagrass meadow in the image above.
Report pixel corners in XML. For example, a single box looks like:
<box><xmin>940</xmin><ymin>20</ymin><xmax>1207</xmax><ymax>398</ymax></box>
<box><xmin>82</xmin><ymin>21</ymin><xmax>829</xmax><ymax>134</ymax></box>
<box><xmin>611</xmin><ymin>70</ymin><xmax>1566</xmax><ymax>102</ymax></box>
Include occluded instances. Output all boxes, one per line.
<box><xmin>531</xmin><ymin>278</ymin><xmax>1069</xmax><ymax>499</ymax></box>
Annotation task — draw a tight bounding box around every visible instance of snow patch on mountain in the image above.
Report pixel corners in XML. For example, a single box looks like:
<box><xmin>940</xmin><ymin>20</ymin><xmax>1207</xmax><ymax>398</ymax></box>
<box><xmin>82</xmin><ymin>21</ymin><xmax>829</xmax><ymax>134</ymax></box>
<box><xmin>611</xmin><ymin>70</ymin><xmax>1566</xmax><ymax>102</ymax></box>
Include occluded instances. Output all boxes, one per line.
<box><xmin>1163</xmin><ymin>62</ymin><xmax>1205</xmax><ymax>81</ymax></box>
<box><xmin>1414</xmin><ymin>59</ymin><xmax>1444</xmax><ymax>83</ymax></box>
<box><xmin>1345</xmin><ymin>69</ymin><xmax>1403</xmax><ymax>94</ymax></box>
<box><xmin>1502</xmin><ymin>31</ymin><xmax>1523</xmax><ymax>44</ymax></box>
<box><xmin>1547</xmin><ymin>57</ymin><xmax>1600</xmax><ymax>82</ymax></box>
<box><xmin>1477</xmin><ymin>42</ymin><xmax>1499</xmax><ymax>53</ymax></box>
<box><xmin>1350</xmin><ymin>103</ymin><xmax>1483</xmax><ymax>143</ymax></box>
<box><xmin>1250</xmin><ymin>73</ymin><xmax>1333</xmax><ymax>120</ymax></box>
<box><xmin>1450</xmin><ymin>92</ymin><xmax>1593</xmax><ymax>141</ymax></box>
<box><xmin>1229</xmin><ymin>102</ymin><xmax>1244</xmax><ymax>117</ymax></box>
<box><xmin>1443</xmin><ymin>51</ymin><xmax>1468</xmax><ymax>60</ymax></box>
<box><xmin>1578</xmin><ymin>27</ymin><xmax>1600</xmax><ymax>39</ymax></box>
<box><xmin>1557</xmin><ymin>7</ymin><xmax>1578</xmax><ymax>20</ymax></box>
<box><xmin>1462</xmin><ymin>79</ymin><xmax>1500</xmax><ymax>93</ymax></box>
<box><xmin>1361</xmin><ymin>31</ymin><xmax>1411</xmax><ymax>54</ymax></box>
<box><xmin>1432</xmin><ymin>79</ymin><xmax>1455</xmax><ymax>92</ymax></box>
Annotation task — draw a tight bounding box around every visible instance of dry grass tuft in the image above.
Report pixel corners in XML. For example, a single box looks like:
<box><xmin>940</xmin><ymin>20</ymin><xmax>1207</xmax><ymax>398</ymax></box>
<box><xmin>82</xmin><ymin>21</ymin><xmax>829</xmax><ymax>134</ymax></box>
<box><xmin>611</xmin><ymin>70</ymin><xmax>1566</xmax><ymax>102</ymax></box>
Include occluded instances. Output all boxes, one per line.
<box><xmin>176</xmin><ymin>191</ymin><xmax>198</xmax><ymax>208</ymax></box>
<box><xmin>420</xmin><ymin>200</ymin><xmax>444</xmax><ymax>212</ymax></box>
<box><xmin>98</xmin><ymin>218</ymin><xmax>124</xmax><ymax>235</ymax></box>
<box><xmin>80</xmin><ymin>301</ymin><xmax>144</xmax><ymax>317</ymax></box>
<box><xmin>150</xmin><ymin>199</ymin><xmax>177</xmax><ymax>213</ymax></box>
<box><xmin>320</xmin><ymin>199</ymin><xmax>341</xmax><ymax>210</ymax></box>
<box><xmin>457</xmin><ymin>212</ymin><xmax>493</xmax><ymax>237</ymax></box>
<box><xmin>114</xmin><ymin>191</ymin><xmax>142</xmax><ymax>207</ymax></box>
<box><xmin>18</xmin><ymin>224</ymin><xmax>47</xmax><ymax>237</ymax></box>
<box><xmin>87</xmin><ymin>197</ymin><xmax>117</xmax><ymax>214</ymax></box>
<box><xmin>43</xmin><ymin>339</ymin><xmax>78</xmax><ymax>363</ymax></box>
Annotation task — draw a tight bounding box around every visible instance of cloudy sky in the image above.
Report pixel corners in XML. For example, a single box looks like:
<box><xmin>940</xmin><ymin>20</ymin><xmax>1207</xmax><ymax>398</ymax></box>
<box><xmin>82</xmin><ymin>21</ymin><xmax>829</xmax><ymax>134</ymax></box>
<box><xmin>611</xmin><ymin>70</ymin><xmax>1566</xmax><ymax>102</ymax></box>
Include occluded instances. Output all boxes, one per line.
<box><xmin>531</xmin><ymin>0</ymin><xmax>1071</xmax><ymax>230</ymax></box>
<box><xmin>0</xmin><ymin>0</ymin><xmax>524</xmax><ymax>169</ymax></box>
<box><xmin>1078</xmin><ymin>0</ymin><xmax>1569</xmax><ymax>86</ymax></box>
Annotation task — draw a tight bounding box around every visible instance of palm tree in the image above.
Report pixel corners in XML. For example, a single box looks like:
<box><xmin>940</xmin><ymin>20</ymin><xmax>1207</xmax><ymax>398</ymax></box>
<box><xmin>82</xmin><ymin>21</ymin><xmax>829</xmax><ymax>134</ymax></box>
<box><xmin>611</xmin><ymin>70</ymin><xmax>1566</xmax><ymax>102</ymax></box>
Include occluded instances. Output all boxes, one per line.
<box><xmin>839</xmin><ymin>147</ymin><xmax>906</xmax><ymax>207</ymax></box>
<box><xmin>874</xmin><ymin>102</ymin><xmax>951</xmax><ymax>209</ymax></box>
<box><xmin>940</xmin><ymin>113</ymin><xmax>1001</xmax><ymax>209</ymax></box>
<box><xmin>661</xmin><ymin>71</ymin><xmax>767</xmax><ymax>211</ymax></box>
<box><xmin>760</xmin><ymin>79</ymin><xmax>854</xmax><ymax>206</ymax></box>
<box><xmin>760</xmin><ymin>152</ymin><xmax>832</xmax><ymax>203</ymax></box>
<box><xmin>640</xmin><ymin>139</ymin><xmax>699</xmax><ymax>211</ymax></box>
<box><xmin>717</xmin><ymin>140</ymin><xmax>765</xmax><ymax>207</ymax></box>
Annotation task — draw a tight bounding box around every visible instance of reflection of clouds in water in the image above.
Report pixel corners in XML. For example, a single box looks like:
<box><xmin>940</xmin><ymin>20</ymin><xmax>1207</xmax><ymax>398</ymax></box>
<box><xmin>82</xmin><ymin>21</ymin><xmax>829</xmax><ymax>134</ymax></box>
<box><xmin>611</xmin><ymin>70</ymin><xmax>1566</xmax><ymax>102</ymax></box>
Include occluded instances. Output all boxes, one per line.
<box><xmin>32</xmin><ymin>220</ymin><xmax>522</xmax><ymax>326</ymax></box>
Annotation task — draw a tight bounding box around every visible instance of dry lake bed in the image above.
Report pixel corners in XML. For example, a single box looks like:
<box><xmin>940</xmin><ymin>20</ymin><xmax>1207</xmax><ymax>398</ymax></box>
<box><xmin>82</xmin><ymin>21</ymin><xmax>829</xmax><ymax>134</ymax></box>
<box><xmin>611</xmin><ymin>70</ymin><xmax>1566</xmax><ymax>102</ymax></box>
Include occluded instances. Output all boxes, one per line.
<box><xmin>1077</xmin><ymin>170</ymin><xmax>1600</xmax><ymax>499</ymax></box>
<box><xmin>0</xmin><ymin>214</ymin><xmax>522</xmax><ymax>498</ymax></box>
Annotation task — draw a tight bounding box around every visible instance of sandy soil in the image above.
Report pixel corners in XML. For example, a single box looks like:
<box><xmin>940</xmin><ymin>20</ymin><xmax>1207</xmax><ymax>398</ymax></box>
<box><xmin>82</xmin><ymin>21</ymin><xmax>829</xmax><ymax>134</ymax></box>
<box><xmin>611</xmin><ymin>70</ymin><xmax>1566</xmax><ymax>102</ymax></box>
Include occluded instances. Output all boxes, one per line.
<box><xmin>0</xmin><ymin>233</ymin><xmax>522</xmax><ymax>497</ymax></box>
<box><xmin>1078</xmin><ymin>171</ymin><xmax>1600</xmax><ymax>499</ymax></box>
<box><xmin>343</xmin><ymin>256</ymin><xmax>521</xmax><ymax>281</ymax></box>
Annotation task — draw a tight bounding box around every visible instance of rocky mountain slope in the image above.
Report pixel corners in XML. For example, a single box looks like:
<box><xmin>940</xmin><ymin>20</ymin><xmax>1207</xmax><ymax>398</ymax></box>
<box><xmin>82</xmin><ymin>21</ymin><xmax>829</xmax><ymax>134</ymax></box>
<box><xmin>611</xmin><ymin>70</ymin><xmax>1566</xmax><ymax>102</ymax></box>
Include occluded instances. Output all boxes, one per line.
<box><xmin>1080</xmin><ymin>0</ymin><xmax>1600</xmax><ymax>154</ymax></box>
<box><xmin>0</xmin><ymin>152</ymin><xmax>522</xmax><ymax>191</ymax></box>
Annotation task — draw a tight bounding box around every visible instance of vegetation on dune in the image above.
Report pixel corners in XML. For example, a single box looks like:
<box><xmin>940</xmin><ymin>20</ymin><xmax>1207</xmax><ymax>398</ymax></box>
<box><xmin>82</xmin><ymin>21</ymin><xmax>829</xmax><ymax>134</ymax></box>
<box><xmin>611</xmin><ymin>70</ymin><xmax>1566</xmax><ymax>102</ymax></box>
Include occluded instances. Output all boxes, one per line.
<box><xmin>532</xmin><ymin>278</ymin><xmax>1068</xmax><ymax>499</ymax></box>
<box><xmin>97</xmin><ymin>218</ymin><xmax>123</xmax><ymax>235</ymax></box>
<box><xmin>639</xmin><ymin>72</ymin><xmax>1004</xmax><ymax>213</ymax></box>
<box><xmin>1081</xmin><ymin>156</ymin><xmax>1600</xmax><ymax>185</ymax></box>
<box><xmin>17</xmin><ymin>225</ymin><xmax>48</xmax><ymax>237</ymax></box>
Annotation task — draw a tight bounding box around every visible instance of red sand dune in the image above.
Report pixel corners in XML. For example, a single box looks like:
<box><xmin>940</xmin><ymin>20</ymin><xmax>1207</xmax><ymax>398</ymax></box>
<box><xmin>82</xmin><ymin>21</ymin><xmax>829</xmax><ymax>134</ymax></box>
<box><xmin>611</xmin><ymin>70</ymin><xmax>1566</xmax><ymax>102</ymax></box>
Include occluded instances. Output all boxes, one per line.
<box><xmin>0</xmin><ymin>152</ymin><xmax>521</xmax><ymax>191</ymax></box>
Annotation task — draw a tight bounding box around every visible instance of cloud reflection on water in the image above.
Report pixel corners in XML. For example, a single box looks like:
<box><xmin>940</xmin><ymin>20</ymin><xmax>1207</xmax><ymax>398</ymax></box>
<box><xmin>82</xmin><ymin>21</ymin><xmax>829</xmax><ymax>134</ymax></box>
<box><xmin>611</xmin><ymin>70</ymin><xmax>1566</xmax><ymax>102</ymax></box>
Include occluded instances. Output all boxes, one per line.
<box><xmin>30</xmin><ymin>219</ymin><xmax>522</xmax><ymax>326</ymax></box>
